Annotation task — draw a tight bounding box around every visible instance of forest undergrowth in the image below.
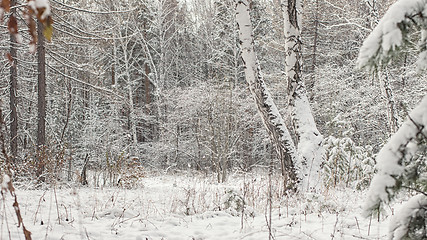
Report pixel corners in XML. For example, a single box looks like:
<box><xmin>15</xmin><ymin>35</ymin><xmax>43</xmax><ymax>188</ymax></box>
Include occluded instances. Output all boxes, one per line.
<box><xmin>0</xmin><ymin>170</ymin><xmax>404</xmax><ymax>240</ymax></box>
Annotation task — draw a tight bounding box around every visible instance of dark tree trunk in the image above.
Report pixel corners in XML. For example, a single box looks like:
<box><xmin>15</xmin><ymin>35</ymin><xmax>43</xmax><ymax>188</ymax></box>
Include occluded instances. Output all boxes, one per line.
<box><xmin>9</xmin><ymin>0</ymin><xmax>18</xmax><ymax>163</ymax></box>
<box><xmin>37</xmin><ymin>19</ymin><xmax>46</xmax><ymax>179</ymax></box>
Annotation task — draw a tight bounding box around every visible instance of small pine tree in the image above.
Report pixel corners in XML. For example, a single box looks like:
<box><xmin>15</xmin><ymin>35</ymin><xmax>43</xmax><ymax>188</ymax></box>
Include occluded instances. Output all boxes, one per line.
<box><xmin>323</xmin><ymin>115</ymin><xmax>375</xmax><ymax>189</ymax></box>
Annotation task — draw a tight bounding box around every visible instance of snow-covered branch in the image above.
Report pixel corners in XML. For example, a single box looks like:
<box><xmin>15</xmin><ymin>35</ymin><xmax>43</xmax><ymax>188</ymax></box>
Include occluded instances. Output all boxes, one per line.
<box><xmin>389</xmin><ymin>194</ymin><xmax>427</xmax><ymax>240</ymax></box>
<box><xmin>364</xmin><ymin>96</ymin><xmax>427</xmax><ymax>215</ymax></box>
<box><xmin>357</xmin><ymin>0</ymin><xmax>427</xmax><ymax>71</ymax></box>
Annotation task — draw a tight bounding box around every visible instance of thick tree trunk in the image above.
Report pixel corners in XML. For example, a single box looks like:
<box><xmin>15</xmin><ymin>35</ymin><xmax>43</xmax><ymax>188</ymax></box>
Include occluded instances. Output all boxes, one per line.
<box><xmin>37</xmin><ymin>19</ymin><xmax>47</xmax><ymax>179</ymax></box>
<box><xmin>282</xmin><ymin>0</ymin><xmax>325</xmax><ymax>191</ymax></box>
<box><xmin>9</xmin><ymin>0</ymin><xmax>18</xmax><ymax>163</ymax></box>
<box><xmin>236</xmin><ymin>0</ymin><xmax>299</xmax><ymax>191</ymax></box>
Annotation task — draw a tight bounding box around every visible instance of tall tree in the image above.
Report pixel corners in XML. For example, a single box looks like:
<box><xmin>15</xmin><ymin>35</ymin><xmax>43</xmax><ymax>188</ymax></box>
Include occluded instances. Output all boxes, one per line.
<box><xmin>365</xmin><ymin>0</ymin><xmax>399</xmax><ymax>134</ymax></box>
<box><xmin>282</xmin><ymin>0</ymin><xmax>325</xmax><ymax>191</ymax></box>
<box><xmin>9</xmin><ymin>0</ymin><xmax>18</xmax><ymax>162</ymax></box>
<box><xmin>36</xmin><ymin>18</ymin><xmax>46</xmax><ymax>177</ymax></box>
<box><xmin>236</xmin><ymin>0</ymin><xmax>299</xmax><ymax>191</ymax></box>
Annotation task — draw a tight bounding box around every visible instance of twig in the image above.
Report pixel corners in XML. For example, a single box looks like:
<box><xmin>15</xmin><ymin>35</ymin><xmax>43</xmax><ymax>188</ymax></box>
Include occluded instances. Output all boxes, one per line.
<box><xmin>368</xmin><ymin>214</ymin><xmax>372</xmax><ymax>236</ymax></box>
<box><xmin>0</xmin><ymin>108</ymin><xmax>31</xmax><ymax>239</ymax></box>
<box><xmin>401</xmin><ymin>185</ymin><xmax>427</xmax><ymax>197</ymax></box>
<box><xmin>34</xmin><ymin>190</ymin><xmax>47</xmax><ymax>224</ymax></box>
<box><xmin>84</xmin><ymin>227</ymin><xmax>91</xmax><ymax>240</ymax></box>
<box><xmin>331</xmin><ymin>212</ymin><xmax>339</xmax><ymax>239</ymax></box>
<box><xmin>302</xmin><ymin>231</ymin><xmax>316</xmax><ymax>239</ymax></box>
<box><xmin>51</xmin><ymin>0</ymin><xmax>136</xmax><ymax>15</ymax></box>
<box><xmin>45</xmin><ymin>190</ymin><xmax>54</xmax><ymax>240</ymax></box>
<box><xmin>351</xmin><ymin>235</ymin><xmax>371</xmax><ymax>239</ymax></box>
<box><xmin>355</xmin><ymin>216</ymin><xmax>361</xmax><ymax>234</ymax></box>
<box><xmin>54</xmin><ymin>186</ymin><xmax>61</xmax><ymax>224</ymax></box>
<box><xmin>119</xmin><ymin>213</ymin><xmax>140</xmax><ymax>224</ymax></box>
<box><xmin>241</xmin><ymin>174</ymin><xmax>246</xmax><ymax>231</ymax></box>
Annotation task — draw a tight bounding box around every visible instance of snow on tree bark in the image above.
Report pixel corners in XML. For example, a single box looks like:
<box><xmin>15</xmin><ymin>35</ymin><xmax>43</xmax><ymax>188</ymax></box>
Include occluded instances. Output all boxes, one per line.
<box><xmin>379</xmin><ymin>70</ymin><xmax>399</xmax><ymax>133</ymax></box>
<box><xmin>282</xmin><ymin>0</ymin><xmax>325</xmax><ymax>191</ymax></box>
<box><xmin>236</xmin><ymin>0</ymin><xmax>300</xmax><ymax>190</ymax></box>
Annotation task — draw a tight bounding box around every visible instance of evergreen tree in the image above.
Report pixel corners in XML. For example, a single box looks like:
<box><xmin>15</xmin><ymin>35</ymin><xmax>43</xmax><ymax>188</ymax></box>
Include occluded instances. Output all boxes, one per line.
<box><xmin>358</xmin><ymin>0</ymin><xmax>427</xmax><ymax>239</ymax></box>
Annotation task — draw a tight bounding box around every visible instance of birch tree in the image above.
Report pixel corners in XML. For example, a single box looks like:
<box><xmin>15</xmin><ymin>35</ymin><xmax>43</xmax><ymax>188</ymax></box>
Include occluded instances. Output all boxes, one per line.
<box><xmin>282</xmin><ymin>0</ymin><xmax>325</xmax><ymax>190</ymax></box>
<box><xmin>236</xmin><ymin>0</ymin><xmax>300</xmax><ymax>190</ymax></box>
<box><xmin>365</xmin><ymin>0</ymin><xmax>400</xmax><ymax>134</ymax></box>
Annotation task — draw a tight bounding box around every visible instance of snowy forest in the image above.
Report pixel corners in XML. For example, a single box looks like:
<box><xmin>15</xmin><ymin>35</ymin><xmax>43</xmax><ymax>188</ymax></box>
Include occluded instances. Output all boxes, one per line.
<box><xmin>0</xmin><ymin>0</ymin><xmax>426</xmax><ymax>239</ymax></box>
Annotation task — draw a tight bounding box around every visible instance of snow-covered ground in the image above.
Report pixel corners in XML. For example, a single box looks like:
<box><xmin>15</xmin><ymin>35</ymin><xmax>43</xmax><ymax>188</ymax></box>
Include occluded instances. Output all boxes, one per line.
<box><xmin>1</xmin><ymin>173</ymin><xmax>391</xmax><ymax>239</ymax></box>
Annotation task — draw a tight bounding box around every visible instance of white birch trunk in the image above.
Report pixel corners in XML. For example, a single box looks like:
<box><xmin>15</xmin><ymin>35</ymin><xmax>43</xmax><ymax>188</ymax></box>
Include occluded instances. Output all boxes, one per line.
<box><xmin>282</xmin><ymin>0</ymin><xmax>325</xmax><ymax>191</ymax></box>
<box><xmin>236</xmin><ymin>0</ymin><xmax>300</xmax><ymax>190</ymax></box>
<box><xmin>379</xmin><ymin>70</ymin><xmax>399</xmax><ymax>133</ymax></box>
<box><xmin>365</xmin><ymin>0</ymin><xmax>399</xmax><ymax>134</ymax></box>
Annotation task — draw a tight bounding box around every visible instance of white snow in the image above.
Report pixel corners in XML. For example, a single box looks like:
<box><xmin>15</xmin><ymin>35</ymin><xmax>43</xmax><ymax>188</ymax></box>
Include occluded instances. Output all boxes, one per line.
<box><xmin>29</xmin><ymin>43</ymin><xmax>36</xmax><ymax>53</ymax></box>
<box><xmin>292</xmin><ymin>92</ymin><xmax>326</xmax><ymax>191</ymax></box>
<box><xmin>0</xmin><ymin>173</ymin><xmax>391</xmax><ymax>240</ymax></box>
<box><xmin>388</xmin><ymin>194</ymin><xmax>427</xmax><ymax>240</ymax></box>
<box><xmin>357</xmin><ymin>0</ymin><xmax>427</xmax><ymax>70</ymax></box>
<box><xmin>2</xmin><ymin>174</ymin><xmax>10</xmax><ymax>190</ymax></box>
<box><xmin>282</xmin><ymin>0</ymin><xmax>325</xmax><ymax>191</ymax></box>
<box><xmin>28</xmin><ymin>0</ymin><xmax>51</xmax><ymax>20</ymax></box>
<box><xmin>364</xmin><ymin>95</ymin><xmax>427</xmax><ymax>215</ymax></box>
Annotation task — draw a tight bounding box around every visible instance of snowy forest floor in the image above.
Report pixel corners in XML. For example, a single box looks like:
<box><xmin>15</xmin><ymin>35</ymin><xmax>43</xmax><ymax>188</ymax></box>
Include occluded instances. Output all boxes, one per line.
<box><xmin>1</xmin><ymin>172</ymin><xmax>394</xmax><ymax>240</ymax></box>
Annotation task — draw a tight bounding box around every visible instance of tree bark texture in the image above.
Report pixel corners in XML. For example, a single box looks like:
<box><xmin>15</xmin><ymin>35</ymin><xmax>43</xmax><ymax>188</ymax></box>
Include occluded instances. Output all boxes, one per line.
<box><xmin>283</xmin><ymin>0</ymin><xmax>325</xmax><ymax>191</ymax></box>
<box><xmin>37</xmin><ymin>19</ymin><xmax>47</xmax><ymax>179</ymax></box>
<box><xmin>37</xmin><ymin>19</ymin><xmax>46</xmax><ymax>148</ymax></box>
<box><xmin>380</xmin><ymin>70</ymin><xmax>399</xmax><ymax>133</ymax></box>
<box><xmin>9</xmin><ymin>0</ymin><xmax>18</xmax><ymax>162</ymax></box>
<box><xmin>236</xmin><ymin>0</ymin><xmax>299</xmax><ymax>191</ymax></box>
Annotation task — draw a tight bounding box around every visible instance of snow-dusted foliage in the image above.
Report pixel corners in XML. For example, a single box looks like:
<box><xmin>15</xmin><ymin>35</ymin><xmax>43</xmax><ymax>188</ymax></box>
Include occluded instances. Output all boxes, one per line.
<box><xmin>323</xmin><ymin>116</ymin><xmax>375</xmax><ymax>189</ymax></box>
<box><xmin>358</xmin><ymin>1</ymin><xmax>427</xmax><ymax>239</ymax></box>
<box><xmin>389</xmin><ymin>194</ymin><xmax>427</xmax><ymax>240</ymax></box>
<box><xmin>364</xmin><ymin>96</ymin><xmax>427</xmax><ymax>215</ymax></box>
<box><xmin>357</xmin><ymin>0</ymin><xmax>427</xmax><ymax>71</ymax></box>
<box><xmin>28</xmin><ymin>0</ymin><xmax>51</xmax><ymax>20</ymax></box>
<box><xmin>151</xmin><ymin>83</ymin><xmax>270</xmax><ymax>178</ymax></box>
